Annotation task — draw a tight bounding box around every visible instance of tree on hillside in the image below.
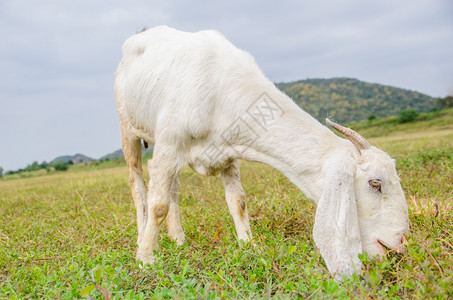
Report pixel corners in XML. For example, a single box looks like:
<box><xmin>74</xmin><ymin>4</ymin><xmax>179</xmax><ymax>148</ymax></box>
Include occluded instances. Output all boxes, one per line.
<box><xmin>30</xmin><ymin>161</ymin><xmax>39</xmax><ymax>171</ymax></box>
<box><xmin>436</xmin><ymin>96</ymin><xmax>452</xmax><ymax>109</ymax></box>
<box><xmin>368</xmin><ymin>115</ymin><xmax>376</xmax><ymax>122</ymax></box>
<box><xmin>0</xmin><ymin>167</ymin><xmax>3</xmax><ymax>178</ymax></box>
<box><xmin>54</xmin><ymin>163</ymin><xmax>69</xmax><ymax>171</ymax></box>
<box><xmin>398</xmin><ymin>109</ymin><xmax>419</xmax><ymax>123</ymax></box>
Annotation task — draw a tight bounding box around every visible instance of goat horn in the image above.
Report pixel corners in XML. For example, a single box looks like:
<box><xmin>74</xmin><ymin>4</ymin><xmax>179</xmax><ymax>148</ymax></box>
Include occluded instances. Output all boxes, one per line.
<box><xmin>326</xmin><ymin>118</ymin><xmax>371</xmax><ymax>150</ymax></box>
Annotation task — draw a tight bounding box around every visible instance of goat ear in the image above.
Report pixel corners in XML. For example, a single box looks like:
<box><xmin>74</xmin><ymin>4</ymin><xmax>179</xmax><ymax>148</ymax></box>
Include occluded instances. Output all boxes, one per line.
<box><xmin>313</xmin><ymin>157</ymin><xmax>362</xmax><ymax>281</ymax></box>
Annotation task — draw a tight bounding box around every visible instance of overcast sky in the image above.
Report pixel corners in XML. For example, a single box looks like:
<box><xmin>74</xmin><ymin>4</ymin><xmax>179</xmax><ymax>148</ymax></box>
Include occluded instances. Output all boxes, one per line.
<box><xmin>1</xmin><ymin>0</ymin><xmax>452</xmax><ymax>171</ymax></box>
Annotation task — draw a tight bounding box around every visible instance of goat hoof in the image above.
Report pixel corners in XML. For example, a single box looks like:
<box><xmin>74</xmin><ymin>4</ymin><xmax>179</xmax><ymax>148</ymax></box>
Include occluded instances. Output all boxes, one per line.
<box><xmin>175</xmin><ymin>238</ymin><xmax>185</xmax><ymax>246</ymax></box>
<box><xmin>136</xmin><ymin>252</ymin><xmax>155</xmax><ymax>268</ymax></box>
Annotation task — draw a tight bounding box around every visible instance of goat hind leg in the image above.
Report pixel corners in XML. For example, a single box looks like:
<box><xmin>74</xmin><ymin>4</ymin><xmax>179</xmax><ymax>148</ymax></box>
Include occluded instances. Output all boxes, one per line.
<box><xmin>121</xmin><ymin>125</ymin><xmax>147</xmax><ymax>245</ymax></box>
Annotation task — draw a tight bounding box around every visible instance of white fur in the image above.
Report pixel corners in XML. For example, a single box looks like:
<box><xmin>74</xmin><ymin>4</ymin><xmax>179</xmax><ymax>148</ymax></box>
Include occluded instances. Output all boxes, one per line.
<box><xmin>114</xmin><ymin>26</ymin><xmax>409</xmax><ymax>279</ymax></box>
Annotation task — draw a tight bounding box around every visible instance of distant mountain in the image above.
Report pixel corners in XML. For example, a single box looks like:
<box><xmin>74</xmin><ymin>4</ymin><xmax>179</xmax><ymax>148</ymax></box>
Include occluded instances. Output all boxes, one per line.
<box><xmin>99</xmin><ymin>145</ymin><xmax>154</xmax><ymax>161</ymax></box>
<box><xmin>277</xmin><ymin>78</ymin><xmax>437</xmax><ymax>123</ymax></box>
<box><xmin>100</xmin><ymin>149</ymin><xmax>124</xmax><ymax>160</ymax></box>
<box><xmin>51</xmin><ymin>154</ymin><xmax>93</xmax><ymax>164</ymax></box>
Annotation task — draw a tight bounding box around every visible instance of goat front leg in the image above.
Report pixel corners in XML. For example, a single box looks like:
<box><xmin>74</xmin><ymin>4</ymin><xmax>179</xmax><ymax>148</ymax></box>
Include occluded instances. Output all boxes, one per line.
<box><xmin>166</xmin><ymin>175</ymin><xmax>185</xmax><ymax>244</ymax></box>
<box><xmin>136</xmin><ymin>145</ymin><xmax>180</xmax><ymax>266</ymax></box>
<box><xmin>221</xmin><ymin>159</ymin><xmax>252</xmax><ymax>242</ymax></box>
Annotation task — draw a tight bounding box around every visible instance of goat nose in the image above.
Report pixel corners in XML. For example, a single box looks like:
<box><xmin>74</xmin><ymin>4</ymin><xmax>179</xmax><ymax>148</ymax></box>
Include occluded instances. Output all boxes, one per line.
<box><xmin>396</xmin><ymin>234</ymin><xmax>408</xmax><ymax>254</ymax></box>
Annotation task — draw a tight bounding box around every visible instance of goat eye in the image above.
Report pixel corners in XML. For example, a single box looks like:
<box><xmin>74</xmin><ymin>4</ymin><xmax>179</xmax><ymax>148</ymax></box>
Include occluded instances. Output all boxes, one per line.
<box><xmin>369</xmin><ymin>179</ymin><xmax>382</xmax><ymax>192</ymax></box>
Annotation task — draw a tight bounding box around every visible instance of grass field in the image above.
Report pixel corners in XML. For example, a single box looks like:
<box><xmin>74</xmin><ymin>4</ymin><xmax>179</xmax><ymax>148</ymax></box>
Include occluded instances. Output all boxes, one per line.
<box><xmin>1</xmin><ymin>110</ymin><xmax>452</xmax><ymax>299</ymax></box>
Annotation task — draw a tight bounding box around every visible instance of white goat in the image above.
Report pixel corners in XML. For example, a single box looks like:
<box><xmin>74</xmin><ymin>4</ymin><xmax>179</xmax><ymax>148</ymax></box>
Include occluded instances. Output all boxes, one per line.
<box><xmin>114</xmin><ymin>26</ymin><xmax>409</xmax><ymax>280</ymax></box>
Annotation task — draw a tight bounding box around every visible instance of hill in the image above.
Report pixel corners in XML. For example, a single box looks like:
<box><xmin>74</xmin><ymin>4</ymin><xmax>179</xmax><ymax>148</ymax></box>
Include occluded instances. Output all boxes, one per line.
<box><xmin>99</xmin><ymin>149</ymin><xmax>124</xmax><ymax>161</ymax></box>
<box><xmin>99</xmin><ymin>146</ymin><xmax>154</xmax><ymax>161</ymax></box>
<box><xmin>277</xmin><ymin>78</ymin><xmax>437</xmax><ymax>123</ymax></box>
<box><xmin>51</xmin><ymin>153</ymin><xmax>93</xmax><ymax>164</ymax></box>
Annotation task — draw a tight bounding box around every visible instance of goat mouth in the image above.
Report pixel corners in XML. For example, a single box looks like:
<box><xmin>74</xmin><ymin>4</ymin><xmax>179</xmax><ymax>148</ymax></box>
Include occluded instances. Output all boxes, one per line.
<box><xmin>377</xmin><ymin>239</ymin><xmax>407</xmax><ymax>255</ymax></box>
<box><xmin>376</xmin><ymin>240</ymin><xmax>387</xmax><ymax>256</ymax></box>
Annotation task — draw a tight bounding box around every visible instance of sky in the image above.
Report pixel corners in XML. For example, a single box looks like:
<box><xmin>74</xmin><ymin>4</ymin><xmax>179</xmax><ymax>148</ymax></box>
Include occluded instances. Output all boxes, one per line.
<box><xmin>0</xmin><ymin>0</ymin><xmax>452</xmax><ymax>172</ymax></box>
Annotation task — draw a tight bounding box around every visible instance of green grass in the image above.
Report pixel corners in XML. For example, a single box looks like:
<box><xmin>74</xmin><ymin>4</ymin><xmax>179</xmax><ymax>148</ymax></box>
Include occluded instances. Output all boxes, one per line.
<box><xmin>1</xmin><ymin>113</ymin><xmax>452</xmax><ymax>298</ymax></box>
<box><xmin>347</xmin><ymin>107</ymin><xmax>453</xmax><ymax>138</ymax></box>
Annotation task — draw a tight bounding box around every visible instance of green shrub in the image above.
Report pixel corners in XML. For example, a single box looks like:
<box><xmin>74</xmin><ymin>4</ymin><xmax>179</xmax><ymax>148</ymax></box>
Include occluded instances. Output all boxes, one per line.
<box><xmin>54</xmin><ymin>163</ymin><xmax>69</xmax><ymax>171</ymax></box>
<box><xmin>398</xmin><ymin>109</ymin><xmax>419</xmax><ymax>123</ymax></box>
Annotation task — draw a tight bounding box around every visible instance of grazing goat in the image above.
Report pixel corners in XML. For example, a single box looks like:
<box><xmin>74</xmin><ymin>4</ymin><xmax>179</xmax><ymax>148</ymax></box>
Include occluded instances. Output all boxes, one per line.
<box><xmin>114</xmin><ymin>26</ymin><xmax>409</xmax><ymax>280</ymax></box>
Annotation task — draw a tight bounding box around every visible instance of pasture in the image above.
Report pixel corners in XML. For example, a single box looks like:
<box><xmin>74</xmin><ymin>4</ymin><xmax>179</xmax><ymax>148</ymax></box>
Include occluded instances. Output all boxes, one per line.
<box><xmin>1</xmin><ymin>111</ymin><xmax>452</xmax><ymax>299</ymax></box>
